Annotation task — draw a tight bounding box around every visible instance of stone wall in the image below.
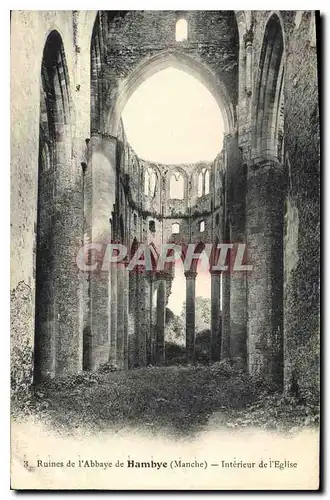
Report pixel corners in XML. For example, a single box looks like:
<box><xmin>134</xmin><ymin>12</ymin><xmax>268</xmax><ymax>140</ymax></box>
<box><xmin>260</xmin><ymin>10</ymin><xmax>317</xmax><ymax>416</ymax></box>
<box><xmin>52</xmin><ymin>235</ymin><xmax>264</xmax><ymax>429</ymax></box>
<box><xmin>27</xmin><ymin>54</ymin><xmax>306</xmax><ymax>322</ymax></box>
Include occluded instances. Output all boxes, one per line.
<box><xmin>116</xmin><ymin>139</ymin><xmax>225</xmax><ymax>252</ymax></box>
<box><xmin>10</xmin><ymin>10</ymin><xmax>320</xmax><ymax>398</ymax></box>
<box><xmin>91</xmin><ymin>11</ymin><xmax>239</xmax><ymax>135</ymax></box>
<box><xmin>10</xmin><ymin>11</ymin><xmax>93</xmax><ymax>389</ymax></box>
<box><xmin>251</xmin><ymin>11</ymin><xmax>319</xmax><ymax>395</ymax></box>
<box><xmin>282</xmin><ymin>11</ymin><xmax>320</xmax><ymax>400</ymax></box>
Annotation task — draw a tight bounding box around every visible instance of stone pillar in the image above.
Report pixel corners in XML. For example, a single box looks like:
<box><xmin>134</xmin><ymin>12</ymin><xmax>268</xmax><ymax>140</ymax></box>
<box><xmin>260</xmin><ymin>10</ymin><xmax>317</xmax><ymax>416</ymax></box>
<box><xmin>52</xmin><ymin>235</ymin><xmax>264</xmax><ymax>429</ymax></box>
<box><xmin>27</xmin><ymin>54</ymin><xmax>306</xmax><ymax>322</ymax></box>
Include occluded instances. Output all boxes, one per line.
<box><xmin>127</xmin><ymin>270</ymin><xmax>136</xmax><ymax>369</ymax></box>
<box><xmin>123</xmin><ymin>263</ymin><xmax>129</xmax><ymax>370</ymax></box>
<box><xmin>244</xmin><ymin>28</ymin><xmax>253</xmax><ymax>97</ymax></box>
<box><xmin>41</xmin><ymin>129</ymin><xmax>83</xmax><ymax>377</ymax></box>
<box><xmin>146</xmin><ymin>275</ymin><xmax>154</xmax><ymax>366</ymax></box>
<box><xmin>135</xmin><ymin>272</ymin><xmax>151</xmax><ymax>367</ymax></box>
<box><xmin>109</xmin><ymin>262</ymin><xmax>117</xmax><ymax>365</ymax></box>
<box><xmin>221</xmin><ymin>219</ymin><xmax>231</xmax><ymax>360</ymax></box>
<box><xmin>87</xmin><ymin>134</ymin><xmax>117</xmax><ymax>369</ymax></box>
<box><xmin>230</xmin><ymin>271</ymin><xmax>247</xmax><ymax>366</ymax></box>
<box><xmin>246</xmin><ymin>160</ymin><xmax>284</xmax><ymax>387</ymax></box>
<box><xmin>225</xmin><ymin>134</ymin><xmax>247</xmax><ymax>366</ymax></box>
<box><xmin>210</xmin><ymin>271</ymin><xmax>222</xmax><ymax>362</ymax></box>
<box><xmin>133</xmin><ymin>272</ymin><xmax>140</xmax><ymax>367</ymax></box>
<box><xmin>221</xmin><ymin>271</ymin><xmax>231</xmax><ymax>360</ymax></box>
<box><xmin>230</xmin><ymin>270</ymin><xmax>247</xmax><ymax>363</ymax></box>
<box><xmin>116</xmin><ymin>261</ymin><xmax>125</xmax><ymax>369</ymax></box>
<box><xmin>230</xmin><ymin>230</ymin><xmax>247</xmax><ymax>365</ymax></box>
<box><xmin>221</xmin><ymin>143</ymin><xmax>231</xmax><ymax>362</ymax></box>
<box><xmin>185</xmin><ymin>271</ymin><xmax>197</xmax><ymax>364</ymax></box>
<box><xmin>155</xmin><ymin>272</ymin><xmax>167</xmax><ymax>366</ymax></box>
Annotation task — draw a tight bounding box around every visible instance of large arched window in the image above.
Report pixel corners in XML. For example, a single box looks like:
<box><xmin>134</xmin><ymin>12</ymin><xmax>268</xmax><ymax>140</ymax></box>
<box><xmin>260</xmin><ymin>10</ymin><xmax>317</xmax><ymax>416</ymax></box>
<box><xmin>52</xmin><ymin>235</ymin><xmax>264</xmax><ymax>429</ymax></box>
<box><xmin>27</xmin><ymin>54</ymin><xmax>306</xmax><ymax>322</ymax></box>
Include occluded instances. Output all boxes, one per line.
<box><xmin>197</xmin><ymin>167</ymin><xmax>210</xmax><ymax>197</ymax></box>
<box><xmin>144</xmin><ymin>167</ymin><xmax>157</xmax><ymax>196</ymax></box>
<box><xmin>121</xmin><ymin>67</ymin><xmax>225</xmax><ymax>163</ymax></box>
<box><xmin>176</xmin><ymin>18</ymin><xmax>188</xmax><ymax>42</ymax></box>
<box><xmin>254</xmin><ymin>14</ymin><xmax>284</xmax><ymax>158</ymax></box>
<box><xmin>172</xmin><ymin>222</ymin><xmax>180</xmax><ymax>234</ymax></box>
<box><xmin>170</xmin><ymin>171</ymin><xmax>184</xmax><ymax>199</ymax></box>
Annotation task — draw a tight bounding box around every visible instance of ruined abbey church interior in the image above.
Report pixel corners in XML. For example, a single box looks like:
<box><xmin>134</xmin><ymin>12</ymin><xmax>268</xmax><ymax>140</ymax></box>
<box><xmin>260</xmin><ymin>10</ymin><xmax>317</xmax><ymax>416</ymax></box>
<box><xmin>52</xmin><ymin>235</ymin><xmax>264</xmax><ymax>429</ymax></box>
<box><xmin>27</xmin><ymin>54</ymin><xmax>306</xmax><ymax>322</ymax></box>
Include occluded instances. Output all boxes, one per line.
<box><xmin>11</xmin><ymin>10</ymin><xmax>320</xmax><ymax>401</ymax></box>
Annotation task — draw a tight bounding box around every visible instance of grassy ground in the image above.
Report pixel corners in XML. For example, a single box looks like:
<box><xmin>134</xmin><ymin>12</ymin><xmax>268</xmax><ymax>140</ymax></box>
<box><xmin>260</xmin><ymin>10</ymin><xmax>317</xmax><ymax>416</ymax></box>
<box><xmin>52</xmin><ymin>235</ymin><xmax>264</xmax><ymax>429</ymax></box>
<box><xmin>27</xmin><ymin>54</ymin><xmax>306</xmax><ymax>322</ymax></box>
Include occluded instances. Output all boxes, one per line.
<box><xmin>12</xmin><ymin>363</ymin><xmax>319</xmax><ymax>437</ymax></box>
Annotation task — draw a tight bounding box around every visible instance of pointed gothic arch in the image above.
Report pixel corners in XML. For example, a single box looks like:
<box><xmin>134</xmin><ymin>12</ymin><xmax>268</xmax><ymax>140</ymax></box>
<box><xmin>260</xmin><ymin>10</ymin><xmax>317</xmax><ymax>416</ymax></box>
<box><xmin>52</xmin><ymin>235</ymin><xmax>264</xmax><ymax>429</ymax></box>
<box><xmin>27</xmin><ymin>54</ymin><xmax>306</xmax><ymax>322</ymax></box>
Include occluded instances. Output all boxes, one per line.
<box><xmin>252</xmin><ymin>13</ymin><xmax>285</xmax><ymax>160</ymax></box>
<box><xmin>144</xmin><ymin>166</ymin><xmax>157</xmax><ymax>197</ymax></box>
<box><xmin>170</xmin><ymin>171</ymin><xmax>185</xmax><ymax>199</ymax></box>
<box><xmin>197</xmin><ymin>166</ymin><xmax>211</xmax><ymax>197</ymax></box>
<box><xmin>107</xmin><ymin>50</ymin><xmax>235</xmax><ymax>137</ymax></box>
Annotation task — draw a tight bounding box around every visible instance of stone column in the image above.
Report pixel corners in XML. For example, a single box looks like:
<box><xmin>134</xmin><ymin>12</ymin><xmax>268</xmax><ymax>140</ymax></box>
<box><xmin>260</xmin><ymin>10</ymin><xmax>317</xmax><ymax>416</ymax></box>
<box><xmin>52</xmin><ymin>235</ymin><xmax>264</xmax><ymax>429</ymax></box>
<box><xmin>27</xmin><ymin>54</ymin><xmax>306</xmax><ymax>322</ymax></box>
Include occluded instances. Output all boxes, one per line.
<box><xmin>133</xmin><ymin>271</ymin><xmax>140</xmax><ymax>367</ymax></box>
<box><xmin>123</xmin><ymin>262</ymin><xmax>129</xmax><ymax>370</ymax></box>
<box><xmin>116</xmin><ymin>261</ymin><xmax>125</xmax><ymax>369</ymax></box>
<box><xmin>210</xmin><ymin>271</ymin><xmax>222</xmax><ymax>362</ymax></box>
<box><xmin>221</xmin><ymin>272</ymin><xmax>231</xmax><ymax>360</ymax></box>
<box><xmin>127</xmin><ymin>268</ymin><xmax>136</xmax><ymax>368</ymax></box>
<box><xmin>109</xmin><ymin>262</ymin><xmax>117</xmax><ymax>365</ymax></box>
<box><xmin>230</xmin><ymin>229</ymin><xmax>247</xmax><ymax>365</ymax></box>
<box><xmin>45</xmin><ymin>128</ymin><xmax>83</xmax><ymax>376</ymax></box>
<box><xmin>221</xmin><ymin>218</ymin><xmax>231</xmax><ymax>360</ymax></box>
<box><xmin>246</xmin><ymin>160</ymin><xmax>284</xmax><ymax>387</ymax></box>
<box><xmin>230</xmin><ymin>271</ymin><xmax>247</xmax><ymax>363</ymax></box>
<box><xmin>155</xmin><ymin>272</ymin><xmax>167</xmax><ymax>366</ymax></box>
<box><xmin>225</xmin><ymin>134</ymin><xmax>247</xmax><ymax>366</ymax></box>
<box><xmin>88</xmin><ymin>134</ymin><xmax>117</xmax><ymax>369</ymax></box>
<box><xmin>146</xmin><ymin>274</ymin><xmax>154</xmax><ymax>366</ymax></box>
<box><xmin>135</xmin><ymin>272</ymin><xmax>151</xmax><ymax>367</ymax></box>
<box><xmin>244</xmin><ymin>28</ymin><xmax>253</xmax><ymax>97</ymax></box>
<box><xmin>185</xmin><ymin>271</ymin><xmax>197</xmax><ymax>364</ymax></box>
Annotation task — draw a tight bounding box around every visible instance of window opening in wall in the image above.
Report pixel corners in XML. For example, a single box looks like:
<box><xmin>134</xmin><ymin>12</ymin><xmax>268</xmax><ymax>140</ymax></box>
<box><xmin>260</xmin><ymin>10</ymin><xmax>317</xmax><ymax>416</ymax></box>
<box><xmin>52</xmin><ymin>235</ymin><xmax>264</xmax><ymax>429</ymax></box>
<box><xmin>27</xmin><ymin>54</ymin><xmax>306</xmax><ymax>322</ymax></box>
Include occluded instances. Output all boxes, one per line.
<box><xmin>144</xmin><ymin>167</ymin><xmax>157</xmax><ymax>196</ymax></box>
<box><xmin>170</xmin><ymin>171</ymin><xmax>184</xmax><ymax>199</ymax></box>
<box><xmin>198</xmin><ymin>167</ymin><xmax>210</xmax><ymax>197</ymax></box>
<box><xmin>176</xmin><ymin>18</ymin><xmax>188</xmax><ymax>42</ymax></box>
<box><xmin>121</xmin><ymin>68</ymin><xmax>224</xmax><ymax>164</ymax></box>
<box><xmin>149</xmin><ymin>220</ymin><xmax>156</xmax><ymax>233</ymax></box>
<box><xmin>198</xmin><ymin>171</ymin><xmax>203</xmax><ymax>197</ymax></box>
<box><xmin>133</xmin><ymin>213</ymin><xmax>137</xmax><ymax>225</ymax></box>
<box><xmin>172</xmin><ymin>222</ymin><xmax>180</xmax><ymax>234</ymax></box>
<box><xmin>204</xmin><ymin>169</ymin><xmax>210</xmax><ymax>195</ymax></box>
<box><xmin>215</xmin><ymin>213</ymin><xmax>220</xmax><ymax>226</ymax></box>
<box><xmin>195</xmin><ymin>257</ymin><xmax>211</xmax><ymax>333</ymax></box>
<box><xmin>144</xmin><ymin>169</ymin><xmax>149</xmax><ymax>195</ymax></box>
<box><xmin>199</xmin><ymin>220</ymin><xmax>205</xmax><ymax>233</ymax></box>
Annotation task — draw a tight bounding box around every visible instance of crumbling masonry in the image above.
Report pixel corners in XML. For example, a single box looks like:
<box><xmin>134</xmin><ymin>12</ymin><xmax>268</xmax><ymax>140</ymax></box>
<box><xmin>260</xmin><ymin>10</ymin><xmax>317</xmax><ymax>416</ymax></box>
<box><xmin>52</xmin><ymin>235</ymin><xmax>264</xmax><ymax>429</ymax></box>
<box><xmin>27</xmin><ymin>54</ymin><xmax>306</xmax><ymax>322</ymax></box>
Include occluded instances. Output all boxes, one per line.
<box><xmin>11</xmin><ymin>11</ymin><xmax>320</xmax><ymax>398</ymax></box>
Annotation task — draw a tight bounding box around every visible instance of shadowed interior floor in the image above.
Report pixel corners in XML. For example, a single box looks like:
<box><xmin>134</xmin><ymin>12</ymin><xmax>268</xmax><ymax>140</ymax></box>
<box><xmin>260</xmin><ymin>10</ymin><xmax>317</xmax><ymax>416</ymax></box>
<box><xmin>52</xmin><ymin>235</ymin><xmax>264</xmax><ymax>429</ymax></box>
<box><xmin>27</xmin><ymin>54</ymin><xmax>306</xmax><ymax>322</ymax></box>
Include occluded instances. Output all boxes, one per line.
<box><xmin>12</xmin><ymin>364</ymin><xmax>319</xmax><ymax>438</ymax></box>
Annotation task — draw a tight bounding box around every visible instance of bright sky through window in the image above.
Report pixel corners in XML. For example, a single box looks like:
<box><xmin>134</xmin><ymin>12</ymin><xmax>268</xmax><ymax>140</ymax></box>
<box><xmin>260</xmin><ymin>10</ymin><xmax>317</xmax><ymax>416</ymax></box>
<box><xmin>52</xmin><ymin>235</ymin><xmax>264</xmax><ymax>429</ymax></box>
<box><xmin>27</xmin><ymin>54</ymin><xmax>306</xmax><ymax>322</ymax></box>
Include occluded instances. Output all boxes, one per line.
<box><xmin>167</xmin><ymin>258</ymin><xmax>213</xmax><ymax>315</ymax></box>
<box><xmin>121</xmin><ymin>68</ymin><xmax>224</xmax><ymax>163</ymax></box>
<box><xmin>121</xmin><ymin>68</ymin><xmax>224</xmax><ymax>307</ymax></box>
<box><xmin>176</xmin><ymin>18</ymin><xmax>188</xmax><ymax>41</ymax></box>
<box><xmin>170</xmin><ymin>172</ymin><xmax>184</xmax><ymax>199</ymax></box>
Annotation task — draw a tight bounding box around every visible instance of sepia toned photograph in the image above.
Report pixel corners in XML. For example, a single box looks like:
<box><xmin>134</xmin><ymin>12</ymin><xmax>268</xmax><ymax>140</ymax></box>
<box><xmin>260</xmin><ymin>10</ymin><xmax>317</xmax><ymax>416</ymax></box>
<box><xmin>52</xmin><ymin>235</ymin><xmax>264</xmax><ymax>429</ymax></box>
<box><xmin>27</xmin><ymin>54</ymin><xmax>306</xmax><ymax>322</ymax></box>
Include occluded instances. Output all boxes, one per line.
<box><xmin>10</xmin><ymin>9</ymin><xmax>320</xmax><ymax>490</ymax></box>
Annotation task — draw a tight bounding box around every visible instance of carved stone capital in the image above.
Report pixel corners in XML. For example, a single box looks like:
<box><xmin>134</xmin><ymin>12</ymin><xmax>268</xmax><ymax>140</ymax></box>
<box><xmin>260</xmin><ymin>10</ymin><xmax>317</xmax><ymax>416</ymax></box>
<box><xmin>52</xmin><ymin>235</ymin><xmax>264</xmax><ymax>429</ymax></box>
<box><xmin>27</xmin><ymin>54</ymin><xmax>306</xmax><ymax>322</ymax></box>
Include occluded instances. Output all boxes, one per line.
<box><xmin>184</xmin><ymin>270</ymin><xmax>197</xmax><ymax>280</ymax></box>
<box><xmin>210</xmin><ymin>269</ymin><xmax>222</xmax><ymax>277</ymax></box>
<box><xmin>243</xmin><ymin>27</ymin><xmax>254</xmax><ymax>48</ymax></box>
<box><xmin>155</xmin><ymin>270</ymin><xmax>171</xmax><ymax>281</ymax></box>
<box><xmin>247</xmin><ymin>156</ymin><xmax>283</xmax><ymax>179</ymax></box>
